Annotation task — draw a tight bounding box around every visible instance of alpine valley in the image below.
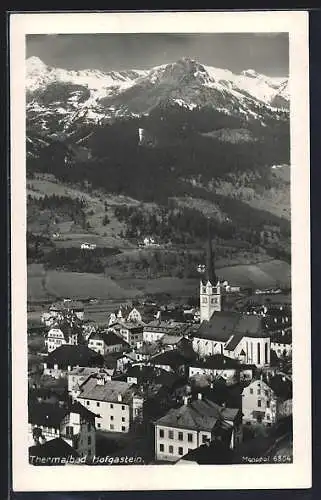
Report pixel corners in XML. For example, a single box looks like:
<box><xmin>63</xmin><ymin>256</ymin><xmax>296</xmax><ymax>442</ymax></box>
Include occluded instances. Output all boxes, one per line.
<box><xmin>26</xmin><ymin>56</ymin><xmax>291</xmax><ymax>295</ymax></box>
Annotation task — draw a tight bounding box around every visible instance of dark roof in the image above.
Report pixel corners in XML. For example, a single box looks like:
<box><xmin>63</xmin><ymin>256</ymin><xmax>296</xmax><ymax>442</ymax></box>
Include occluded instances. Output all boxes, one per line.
<box><xmin>149</xmin><ymin>349</ymin><xmax>188</xmax><ymax>368</ymax></box>
<box><xmin>29</xmin><ymin>402</ymin><xmax>68</xmax><ymax>428</ymax></box>
<box><xmin>176</xmin><ymin>440</ymin><xmax>234</xmax><ymax>465</ymax></box>
<box><xmin>266</xmin><ymin>374</ymin><xmax>292</xmax><ymax>399</ymax></box>
<box><xmin>195</xmin><ymin>312</ymin><xmax>241</xmax><ymax>342</ymax></box>
<box><xmin>233</xmin><ymin>315</ymin><xmax>264</xmax><ymax>336</ymax></box>
<box><xmin>191</xmin><ymin>355</ymin><xmax>240</xmax><ymax>370</ymax></box>
<box><xmin>156</xmin><ymin>398</ymin><xmax>239</xmax><ymax>431</ymax></box>
<box><xmin>224</xmin><ymin>334</ymin><xmax>244</xmax><ymax>352</ymax></box>
<box><xmin>46</xmin><ymin>345</ymin><xmax>104</xmax><ymax>368</ymax></box>
<box><xmin>29</xmin><ymin>438</ymin><xmax>79</xmax><ymax>462</ymax></box>
<box><xmin>28</xmin><ymin>401</ymin><xmax>97</xmax><ymax>428</ymax></box>
<box><xmin>89</xmin><ymin>330</ymin><xmax>129</xmax><ymax>347</ymax></box>
<box><xmin>197</xmin><ymin>312</ymin><xmax>269</xmax><ymax>346</ymax></box>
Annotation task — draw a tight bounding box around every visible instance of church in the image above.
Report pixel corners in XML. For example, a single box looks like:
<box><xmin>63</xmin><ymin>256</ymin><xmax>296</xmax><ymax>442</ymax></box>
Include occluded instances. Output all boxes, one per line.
<box><xmin>193</xmin><ymin>223</ymin><xmax>271</xmax><ymax>368</ymax></box>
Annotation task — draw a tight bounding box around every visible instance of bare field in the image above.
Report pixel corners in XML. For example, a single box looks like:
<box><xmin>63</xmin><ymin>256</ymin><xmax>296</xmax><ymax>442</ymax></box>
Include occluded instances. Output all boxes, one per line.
<box><xmin>28</xmin><ymin>258</ymin><xmax>290</xmax><ymax>305</ymax></box>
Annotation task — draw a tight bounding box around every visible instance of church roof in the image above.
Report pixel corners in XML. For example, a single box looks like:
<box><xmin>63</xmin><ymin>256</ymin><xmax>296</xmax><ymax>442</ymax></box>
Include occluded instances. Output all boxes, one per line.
<box><xmin>195</xmin><ymin>311</ymin><xmax>241</xmax><ymax>342</ymax></box>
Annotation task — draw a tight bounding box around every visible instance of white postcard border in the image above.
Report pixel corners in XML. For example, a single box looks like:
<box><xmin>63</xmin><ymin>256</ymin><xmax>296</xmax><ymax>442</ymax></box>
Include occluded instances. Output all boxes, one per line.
<box><xmin>10</xmin><ymin>10</ymin><xmax>311</xmax><ymax>491</ymax></box>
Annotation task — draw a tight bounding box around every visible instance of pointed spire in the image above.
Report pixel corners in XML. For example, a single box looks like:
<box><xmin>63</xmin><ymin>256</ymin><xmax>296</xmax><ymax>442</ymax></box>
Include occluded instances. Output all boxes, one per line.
<box><xmin>206</xmin><ymin>218</ymin><xmax>217</xmax><ymax>284</ymax></box>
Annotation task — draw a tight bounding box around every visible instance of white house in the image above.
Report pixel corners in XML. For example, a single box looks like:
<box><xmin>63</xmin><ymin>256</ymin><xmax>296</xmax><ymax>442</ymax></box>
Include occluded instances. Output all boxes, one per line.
<box><xmin>45</xmin><ymin>317</ymin><xmax>82</xmax><ymax>353</ymax></box>
<box><xmin>242</xmin><ymin>379</ymin><xmax>278</xmax><ymax>426</ymax></box>
<box><xmin>75</xmin><ymin>374</ymin><xmax>143</xmax><ymax>432</ymax></box>
<box><xmin>154</xmin><ymin>394</ymin><xmax>242</xmax><ymax>462</ymax></box>
<box><xmin>88</xmin><ymin>330</ymin><xmax>129</xmax><ymax>356</ymax></box>
<box><xmin>81</xmin><ymin>243</ymin><xmax>97</xmax><ymax>250</ymax></box>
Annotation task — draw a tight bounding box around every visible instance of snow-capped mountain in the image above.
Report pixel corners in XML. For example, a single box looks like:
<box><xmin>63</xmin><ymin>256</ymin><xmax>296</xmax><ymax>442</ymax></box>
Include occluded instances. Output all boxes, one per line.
<box><xmin>26</xmin><ymin>56</ymin><xmax>289</xmax><ymax>136</ymax></box>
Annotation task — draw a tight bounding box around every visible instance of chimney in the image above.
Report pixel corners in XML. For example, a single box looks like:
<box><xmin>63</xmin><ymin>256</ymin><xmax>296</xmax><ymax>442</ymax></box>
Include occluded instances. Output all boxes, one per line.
<box><xmin>197</xmin><ymin>393</ymin><xmax>202</xmax><ymax>400</ymax></box>
<box><xmin>117</xmin><ymin>394</ymin><xmax>122</xmax><ymax>402</ymax></box>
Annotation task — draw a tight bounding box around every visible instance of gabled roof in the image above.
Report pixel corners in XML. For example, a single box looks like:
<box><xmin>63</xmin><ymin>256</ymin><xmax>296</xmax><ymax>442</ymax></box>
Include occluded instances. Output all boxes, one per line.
<box><xmin>77</xmin><ymin>377</ymin><xmax>136</xmax><ymax>404</ymax></box>
<box><xmin>195</xmin><ymin>312</ymin><xmax>241</xmax><ymax>342</ymax></box>
<box><xmin>155</xmin><ymin>398</ymin><xmax>239</xmax><ymax>431</ymax></box>
<box><xmin>149</xmin><ymin>349</ymin><xmax>188</xmax><ymax>368</ymax></box>
<box><xmin>89</xmin><ymin>330</ymin><xmax>129</xmax><ymax>347</ymax></box>
<box><xmin>161</xmin><ymin>334</ymin><xmax>184</xmax><ymax>345</ymax></box>
<box><xmin>29</xmin><ymin>438</ymin><xmax>79</xmax><ymax>461</ymax></box>
<box><xmin>196</xmin><ymin>312</ymin><xmax>269</xmax><ymax>345</ymax></box>
<box><xmin>28</xmin><ymin>401</ymin><xmax>96</xmax><ymax>428</ymax></box>
<box><xmin>46</xmin><ymin>345</ymin><xmax>104</xmax><ymax>368</ymax></box>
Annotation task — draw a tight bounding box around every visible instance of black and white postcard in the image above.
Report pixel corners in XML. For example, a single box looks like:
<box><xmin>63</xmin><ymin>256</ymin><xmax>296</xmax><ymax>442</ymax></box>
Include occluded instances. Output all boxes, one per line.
<box><xmin>10</xmin><ymin>10</ymin><xmax>311</xmax><ymax>491</ymax></box>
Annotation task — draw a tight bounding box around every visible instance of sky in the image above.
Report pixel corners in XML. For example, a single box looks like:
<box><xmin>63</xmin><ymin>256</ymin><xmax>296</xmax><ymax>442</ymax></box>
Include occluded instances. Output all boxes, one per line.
<box><xmin>26</xmin><ymin>33</ymin><xmax>289</xmax><ymax>77</ymax></box>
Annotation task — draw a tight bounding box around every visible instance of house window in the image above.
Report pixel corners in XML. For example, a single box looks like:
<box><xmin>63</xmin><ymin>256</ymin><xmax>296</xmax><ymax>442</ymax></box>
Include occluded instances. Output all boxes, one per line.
<box><xmin>97</xmin><ymin>402</ymin><xmax>100</xmax><ymax>407</ymax></box>
<box><xmin>110</xmin><ymin>416</ymin><xmax>114</xmax><ymax>421</ymax></box>
<box><xmin>168</xmin><ymin>430</ymin><xmax>174</xmax><ymax>439</ymax></box>
<box><xmin>258</xmin><ymin>399</ymin><xmax>262</xmax><ymax>407</ymax></box>
<box><xmin>202</xmin><ymin>297</ymin><xmax>208</xmax><ymax>304</ymax></box>
<box><xmin>87</xmin><ymin>423</ymin><xmax>91</xmax><ymax>432</ymax></box>
<box><xmin>65</xmin><ymin>426</ymin><xmax>73</xmax><ymax>436</ymax></box>
<box><xmin>266</xmin><ymin>400</ymin><xmax>270</xmax><ymax>408</ymax></box>
<box><xmin>110</xmin><ymin>424</ymin><xmax>114</xmax><ymax>430</ymax></box>
<box><xmin>266</xmin><ymin>414</ymin><xmax>270</xmax><ymax>420</ymax></box>
<box><xmin>178</xmin><ymin>447</ymin><xmax>184</xmax><ymax>455</ymax></box>
<box><xmin>110</xmin><ymin>404</ymin><xmax>114</xmax><ymax>409</ymax></box>
<box><xmin>250</xmin><ymin>388</ymin><xmax>253</xmax><ymax>394</ymax></box>
<box><xmin>188</xmin><ymin>433</ymin><xmax>193</xmax><ymax>443</ymax></box>
<box><xmin>86</xmin><ymin>401</ymin><xmax>90</xmax><ymax>406</ymax></box>
<box><xmin>97</xmin><ymin>423</ymin><xmax>101</xmax><ymax>429</ymax></box>
<box><xmin>169</xmin><ymin>445</ymin><xmax>173</xmax><ymax>454</ymax></box>
<box><xmin>178</xmin><ymin>432</ymin><xmax>183</xmax><ymax>441</ymax></box>
<box><xmin>257</xmin><ymin>389</ymin><xmax>261</xmax><ymax>396</ymax></box>
<box><xmin>122</xmin><ymin>417</ymin><xmax>125</xmax><ymax>422</ymax></box>
<box><xmin>265</xmin><ymin>342</ymin><xmax>269</xmax><ymax>364</ymax></box>
<box><xmin>121</xmin><ymin>426</ymin><xmax>126</xmax><ymax>432</ymax></box>
<box><xmin>202</xmin><ymin>435</ymin><xmax>208</xmax><ymax>443</ymax></box>
<box><xmin>160</xmin><ymin>444</ymin><xmax>164</xmax><ymax>452</ymax></box>
<box><xmin>159</xmin><ymin>429</ymin><xmax>164</xmax><ymax>438</ymax></box>
<box><xmin>257</xmin><ymin>343</ymin><xmax>261</xmax><ymax>365</ymax></box>
<box><xmin>88</xmin><ymin>436</ymin><xmax>91</xmax><ymax>445</ymax></box>
<box><xmin>122</xmin><ymin>405</ymin><xmax>125</xmax><ymax>410</ymax></box>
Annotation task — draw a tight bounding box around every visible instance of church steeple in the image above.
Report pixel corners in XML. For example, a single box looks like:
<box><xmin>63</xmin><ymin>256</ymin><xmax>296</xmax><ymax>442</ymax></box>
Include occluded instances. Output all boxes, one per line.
<box><xmin>199</xmin><ymin>219</ymin><xmax>222</xmax><ymax>322</ymax></box>
<box><xmin>206</xmin><ymin>219</ymin><xmax>217</xmax><ymax>284</ymax></box>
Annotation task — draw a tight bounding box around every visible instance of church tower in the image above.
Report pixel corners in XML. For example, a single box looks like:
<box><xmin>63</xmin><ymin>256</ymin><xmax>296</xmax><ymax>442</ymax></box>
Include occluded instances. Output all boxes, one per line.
<box><xmin>200</xmin><ymin>220</ymin><xmax>222</xmax><ymax>323</ymax></box>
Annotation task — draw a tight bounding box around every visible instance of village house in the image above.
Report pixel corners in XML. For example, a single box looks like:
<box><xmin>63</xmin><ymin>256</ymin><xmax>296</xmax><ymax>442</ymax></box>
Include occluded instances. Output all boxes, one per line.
<box><xmin>88</xmin><ymin>330</ymin><xmax>130</xmax><ymax>356</ymax></box>
<box><xmin>241</xmin><ymin>375</ymin><xmax>292</xmax><ymax>426</ymax></box>
<box><xmin>74</xmin><ymin>374</ymin><xmax>144</xmax><ymax>432</ymax></box>
<box><xmin>154</xmin><ymin>394</ymin><xmax>242</xmax><ymax>462</ymax></box>
<box><xmin>108</xmin><ymin>322</ymin><xmax>144</xmax><ymax>349</ymax></box>
<box><xmin>80</xmin><ymin>242</ymin><xmax>97</xmax><ymax>250</ymax></box>
<box><xmin>148</xmin><ymin>349</ymin><xmax>191</xmax><ymax>375</ymax></box>
<box><xmin>134</xmin><ymin>343</ymin><xmax>159</xmax><ymax>362</ymax></box>
<box><xmin>188</xmin><ymin>355</ymin><xmax>241</xmax><ymax>385</ymax></box>
<box><xmin>143</xmin><ymin>320</ymin><xmax>187</xmax><ymax>343</ymax></box>
<box><xmin>28</xmin><ymin>401</ymin><xmax>97</xmax><ymax>459</ymax></box>
<box><xmin>43</xmin><ymin>345</ymin><xmax>104</xmax><ymax>379</ymax></box>
<box><xmin>114</xmin><ymin>351</ymin><xmax>137</xmax><ymax>373</ymax></box>
<box><xmin>67</xmin><ymin>367</ymin><xmax>114</xmax><ymax>400</ymax></box>
<box><xmin>48</xmin><ymin>300</ymin><xmax>85</xmax><ymax>321</ymax></box>
<box><xmin>45</xmin><ymin>315</ymin><xmax>84</xmax><ymax>353</ymax></box>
